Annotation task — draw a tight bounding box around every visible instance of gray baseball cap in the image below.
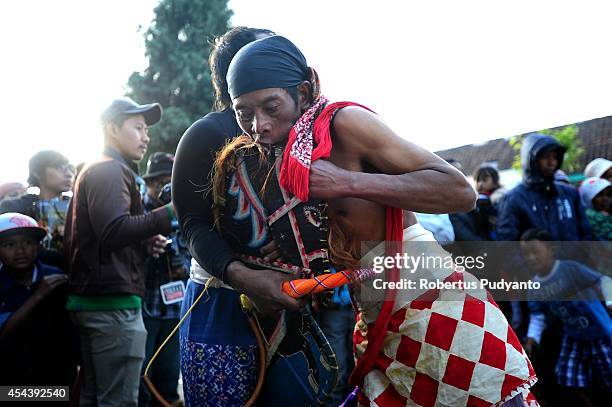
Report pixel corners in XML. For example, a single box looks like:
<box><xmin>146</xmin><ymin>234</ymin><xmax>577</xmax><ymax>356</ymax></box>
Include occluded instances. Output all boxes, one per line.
<box><xmin>100</xmin><ymin>97</ymin><xmax>162</xmax><ymax>126</ymax></box>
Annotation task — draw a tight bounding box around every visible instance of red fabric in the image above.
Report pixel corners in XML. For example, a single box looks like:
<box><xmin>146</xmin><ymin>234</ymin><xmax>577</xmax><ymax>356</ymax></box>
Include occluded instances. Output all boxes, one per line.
<box><xmin>410</xmin><ymin>373</ymin><xmax>440</xmax><ymax>407</ymax></box>
<box><xmin>424</xmin><ymin>312</ymin><xmax>459</xmax><ymax>351</ymax></box>
<box><xmin>443</xmin><ymin>355</ymin><xmax>476</xmax><ymax>391</ymax></box>
<box><xmin>349</xmin><ymin>206</ymin><xmax>403</xmax><ymax>387</ymax></box>
<box><xmin>395</xmin><ymin>335</ymin><xmax>422</xmax><ymax>368</ymax></box>
<box><xmin>278</xmin><ymin>99</ymin><xmax>404</xmax><ymax>388</ymax></box>
<box><xmin>479</xmin><ymin>331</ymin><xmax>508</xmax><ymax>370</ymax></box>
<box><xmin>279</xmin><ymin>100</ymin><xmax>371</xmax><ymax>202</ymax></box>
<box><xmin>353</xmin><ymin>296</ymin><xmax>539</xmax><ymax>406</ymax></box>
<box><xmin>461</xmin><ymin>296</ymin><xmax>486</xmax><ymax>327</ymax></box>
<box><xmin>352</xmin><ymin>266</ymin><xmax>539</xmax><ymax>406</ymax></box>
<box><xmin>373</xmin><ymin>385</ymin><xmax>408</xmax><ymax>407</ymax></box>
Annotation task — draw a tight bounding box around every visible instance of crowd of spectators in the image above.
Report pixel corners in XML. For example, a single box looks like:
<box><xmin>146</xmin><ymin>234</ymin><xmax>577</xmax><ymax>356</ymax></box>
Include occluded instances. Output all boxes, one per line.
<box><xmin>0</xmin><ymin>98</ymin><xmax>610</xmax><ymax>406</ymax></box>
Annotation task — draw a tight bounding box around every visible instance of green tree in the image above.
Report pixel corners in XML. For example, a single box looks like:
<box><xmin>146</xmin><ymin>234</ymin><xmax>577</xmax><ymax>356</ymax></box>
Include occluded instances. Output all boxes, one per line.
<box><xmin>127</xmin><ymin>0</ymin><xmax>232</xmax><ymax>167</ymax></box>
<box><xmin>509</xmin><ymin>124</ymin><xmax>584</xmax><ymax>173</ymax></box>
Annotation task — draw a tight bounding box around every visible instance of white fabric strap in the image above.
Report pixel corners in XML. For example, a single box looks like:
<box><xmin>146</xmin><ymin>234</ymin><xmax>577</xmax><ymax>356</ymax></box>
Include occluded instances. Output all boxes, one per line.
<box><xmin>189</xmin><ymin>258</ymin><xmax>234</xmax><ymax>290</ymax></box>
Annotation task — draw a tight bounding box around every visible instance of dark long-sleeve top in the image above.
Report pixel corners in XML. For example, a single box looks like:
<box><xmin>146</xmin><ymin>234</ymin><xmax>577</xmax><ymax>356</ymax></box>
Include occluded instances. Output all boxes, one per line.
<box><xmin>172</xmin><ymin>109</ymin><xmax>243</xmax><ymax>280</ymax></box>
<box><xmin>65</xmin><ymin>148</ymin><xmax>172</xmax><ymax>297</ymax></box>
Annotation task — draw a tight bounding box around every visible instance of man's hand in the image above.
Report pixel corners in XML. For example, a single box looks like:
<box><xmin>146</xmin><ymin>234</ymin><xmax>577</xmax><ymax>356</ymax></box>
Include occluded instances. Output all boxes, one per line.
<box><xmin>0</xmin><ymin>274</ymin><xmax>68</xmax><ymax>340</ymax></box>
<box><xmin>260</xmin><ymin>240</ymin><xmax>282</xmax><ymax>262</ymax></box>
<box><xmin>225</xmin><ymin>261</ymin><xmax>302</xmax><ymax>315</ymax></box>
<box><xmin>309</xmin><ymin>159</ymin><xmax>353</xmax><ymax>199</ymax></box>
<box><xmin>148</xmin><ymin>234</ymin><xmax>168</xmax><ymax>258</ymax></box>
<box><xmin>33</xmin><ymin>274</ymin><xmax>68</xmax><ymax>302</ymax></box>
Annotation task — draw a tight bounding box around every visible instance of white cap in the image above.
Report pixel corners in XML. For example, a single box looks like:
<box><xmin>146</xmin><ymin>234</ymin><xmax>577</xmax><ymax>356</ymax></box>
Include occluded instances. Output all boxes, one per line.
<box><xmin>0</xmin><ymin>212</ymin><xmax>47</xmax><ymax>240</ymax></box>
<box><xmin>579</xmin><ymin>177</ymin><xmax>611</xmax><ymax>209</ymax></box>
<box><xmin>584</xmin><ymin>158</ymin><xmax>612</xmax><ymax>179</ymax></box>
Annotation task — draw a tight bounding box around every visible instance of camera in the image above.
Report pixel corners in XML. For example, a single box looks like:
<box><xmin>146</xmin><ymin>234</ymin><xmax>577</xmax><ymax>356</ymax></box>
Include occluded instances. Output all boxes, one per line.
<box><xmin>158</xmin><ymin>183</ymin><xmax>189</xmax><ymax>271</ymax></box>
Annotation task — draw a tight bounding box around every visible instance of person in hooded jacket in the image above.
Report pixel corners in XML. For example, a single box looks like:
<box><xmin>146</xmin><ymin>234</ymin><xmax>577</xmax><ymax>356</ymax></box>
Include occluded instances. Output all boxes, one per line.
<box><xmin>496</xmin><ymin>133</ymin><xmax>592</xmax><ymax>242</ymax></box>
<box><xmin>496</xmin><ymin>133</ymin><xmax>593</xmax><ymax>405</ymax></box>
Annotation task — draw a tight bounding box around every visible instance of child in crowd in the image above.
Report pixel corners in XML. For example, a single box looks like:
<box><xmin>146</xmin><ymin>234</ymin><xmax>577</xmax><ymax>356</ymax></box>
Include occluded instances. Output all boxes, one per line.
<box><xmin>0</xmin><ymin>182</ymin><xmax>26</xmax><ymax>203</ymax></box>
<box><xmin>474</xmin><ymin>165</ymin><xmax>506</xmax><ymax>239</ymax></box>
<box><xmin>0</xmin><ymin>150</ymin><xmax>75</xmax><ymax>270</ymax></box>
<box><xmin>520</xmin><ymin>229</ymin><xmax>612</xmax><ymax>405</ymax></box>
<box><xmin>584</xmin><ymin>158</ymin><xmax>612</xmax><ymax>182</ymax></box>
<box><xmin>0</xmin><ymin>212</ymin><xmax>78</xmax><ymax>386</ymax></box>
<box><xmin>579</xmin><ymin>177</ymin><xmax>612</xmax><ymax>241</ymax></box>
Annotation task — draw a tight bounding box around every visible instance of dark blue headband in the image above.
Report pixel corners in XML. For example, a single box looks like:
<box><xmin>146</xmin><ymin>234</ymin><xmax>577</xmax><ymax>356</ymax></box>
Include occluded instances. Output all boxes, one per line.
<box><xmin>227</xmin><ymin>35</ymin><xmax>309</xmax><ymax>100</ymax></box>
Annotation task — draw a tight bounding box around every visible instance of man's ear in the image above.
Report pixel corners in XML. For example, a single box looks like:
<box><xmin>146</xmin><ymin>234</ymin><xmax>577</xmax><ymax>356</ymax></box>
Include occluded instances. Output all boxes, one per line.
<box><xmin>31</xmin><ymin>170</ymin><xmax>44</xmax><ymax>187</ymax></box>
<box><xmin>297</xmin><ymin>81</ymin><xmax>312</xmax><ymax>111</ymax></box>
<box><xmin>105</xmin><ymin>122</ymin><xmax>121</xmax><ymax>141</ymax></box>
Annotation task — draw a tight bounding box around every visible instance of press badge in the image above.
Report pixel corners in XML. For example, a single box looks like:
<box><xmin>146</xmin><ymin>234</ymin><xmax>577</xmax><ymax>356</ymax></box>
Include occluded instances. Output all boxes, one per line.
<box><xmin>159</xmin><ymin>281</ymin><xmax>186</xmax><ymax>305</ymax></box>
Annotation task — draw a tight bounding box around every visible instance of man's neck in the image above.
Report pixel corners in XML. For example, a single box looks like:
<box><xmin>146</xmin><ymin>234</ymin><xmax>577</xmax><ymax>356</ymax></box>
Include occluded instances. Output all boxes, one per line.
<box><xmin>38</xmin><ymin>187</ymin><xmax>61</xmax><ymax>201</ymax></box>
<box><xmin>103</xmin><ymin>145</ymin><xmax>140</xmax><ymax>175</ymax></box>
<box><xmin>104</xmin><ymin>145</ymin><xmax>126</xmax><ymax>161</ymax></box>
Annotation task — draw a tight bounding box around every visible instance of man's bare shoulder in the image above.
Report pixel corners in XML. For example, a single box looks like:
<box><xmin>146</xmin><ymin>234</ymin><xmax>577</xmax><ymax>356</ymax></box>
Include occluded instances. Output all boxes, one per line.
<box><xmin>332</xmin><ymin>104</ymin><xmax>406</xmax><ymax>159</ymax></box>
<box><xmin>332</xmin><ymin>105</ymin><xmax>379</xmax><ymax>135</ymax></box>
<box><xmin>331</xmin><ymin>105</ymin><xmax>382</xmax><ymax>153</ymax></box>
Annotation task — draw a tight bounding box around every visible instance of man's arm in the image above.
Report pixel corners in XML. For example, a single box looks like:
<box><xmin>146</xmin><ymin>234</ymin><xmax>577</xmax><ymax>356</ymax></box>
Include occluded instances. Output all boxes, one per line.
<box><xmin>172</xmin><ymin>117</ymin><xmax>239</xmax><ymax>281</ymax></box>
<box><xmin>0</xmin><ymin>274</ymin><xmax>67</xmax><ymax>339</ymax></box>
<box><xmin>86</xmin><ymin>163</ymin><xmax>172</xmax><ymax>249</ymax></box>
<box><xmin>173</xmin><ymin>116</ymin><xmax>300</xmax><ymax>313</ymax></box>
<box><xmin>310</xmin><ymin>106</ymin><xmax>476</xmax><ymax>213</ymax></box>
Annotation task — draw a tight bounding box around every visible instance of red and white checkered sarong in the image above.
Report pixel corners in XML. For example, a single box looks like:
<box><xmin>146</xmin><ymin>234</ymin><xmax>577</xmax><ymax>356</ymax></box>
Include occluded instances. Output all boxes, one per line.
<box><xmin>354</xmin><ymin>270</ymin><xmax>538</xmax><ymax>407</ymax></box>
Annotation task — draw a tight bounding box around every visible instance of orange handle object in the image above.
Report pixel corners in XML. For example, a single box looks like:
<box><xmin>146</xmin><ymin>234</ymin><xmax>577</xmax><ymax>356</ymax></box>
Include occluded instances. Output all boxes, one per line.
<box><xmin>282</xmin><ymin>272</ymin><xmax>350</xmax><ymax>298</ymax></box>
<box><xmin>282</xmin><ymin>268</ymin><xmax>376</xmax><ymax>298</ymax></box>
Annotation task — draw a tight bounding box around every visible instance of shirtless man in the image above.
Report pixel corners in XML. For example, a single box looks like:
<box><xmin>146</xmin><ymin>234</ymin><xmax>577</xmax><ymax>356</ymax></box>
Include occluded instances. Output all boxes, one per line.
<box><xmin>224</xmin><ymin>36</ymin><xmax>475</xmax><ymax>312</ymax></box>
<box><xmin>222</xmin><ymin>36</ymin><xmax>538</xmax><ymax>407</ymax></box>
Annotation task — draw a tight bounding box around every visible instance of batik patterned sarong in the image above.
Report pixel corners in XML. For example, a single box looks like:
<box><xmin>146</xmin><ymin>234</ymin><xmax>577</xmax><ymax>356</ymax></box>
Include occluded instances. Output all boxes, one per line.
<box><xmin>181</xmin><ymin>339</ymin><xmax>258</xmax><ymax>406</ymax></box>
<box><xmin>179</xmin><ymin>279</ymin><xmax>259</xmax><ymax>407</ymax></box>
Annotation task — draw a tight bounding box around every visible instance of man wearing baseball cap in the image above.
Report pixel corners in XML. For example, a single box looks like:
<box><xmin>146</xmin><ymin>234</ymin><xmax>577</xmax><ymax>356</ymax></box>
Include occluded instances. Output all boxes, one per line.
<box><xmin>64</xmin><ymin>97</ymin><xmax>175</xmax><ymax>406</ymax></box>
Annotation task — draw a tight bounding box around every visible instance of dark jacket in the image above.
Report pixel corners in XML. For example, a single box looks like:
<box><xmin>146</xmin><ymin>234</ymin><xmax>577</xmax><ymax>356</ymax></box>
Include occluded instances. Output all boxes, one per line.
<box><xmin>450</xmin><ymin>201</ymin><xmax>496</xmax><ymax>242</ymax></box>
<box><xmin>0</xmin><ymin>193</ymin><xmax>39</xmax><ymax>219</ymax></box>
<box><xmin>172</xmin><ymin>110</ymin><xmax>242</xmax><ymax>280</ymax></box>
<box><xmin>64</xmin><ymin>148</ymin><xmax>172</xmax><ymax>297</ymax></box>
<box><xmin>0</xmin><ymin>261</ymin><xmax>79</xmax><ymax>385</ymax></box>
<box><xmin>496</xmin><ymin>134</ymin><xmax>592</xmax><ymax>241</ymax></box>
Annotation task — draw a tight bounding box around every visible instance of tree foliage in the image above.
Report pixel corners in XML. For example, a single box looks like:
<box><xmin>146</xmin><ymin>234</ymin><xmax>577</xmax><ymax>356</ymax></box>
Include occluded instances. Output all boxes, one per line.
<box><xmin>510</xmin><ymin>124</ymin><xmax>584</xmax><ymax>173</ymax></box>
<box><xmin>127</xmin><ymin>0</ymin><xmax>232</xmax><ymax>167</ymax></box>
